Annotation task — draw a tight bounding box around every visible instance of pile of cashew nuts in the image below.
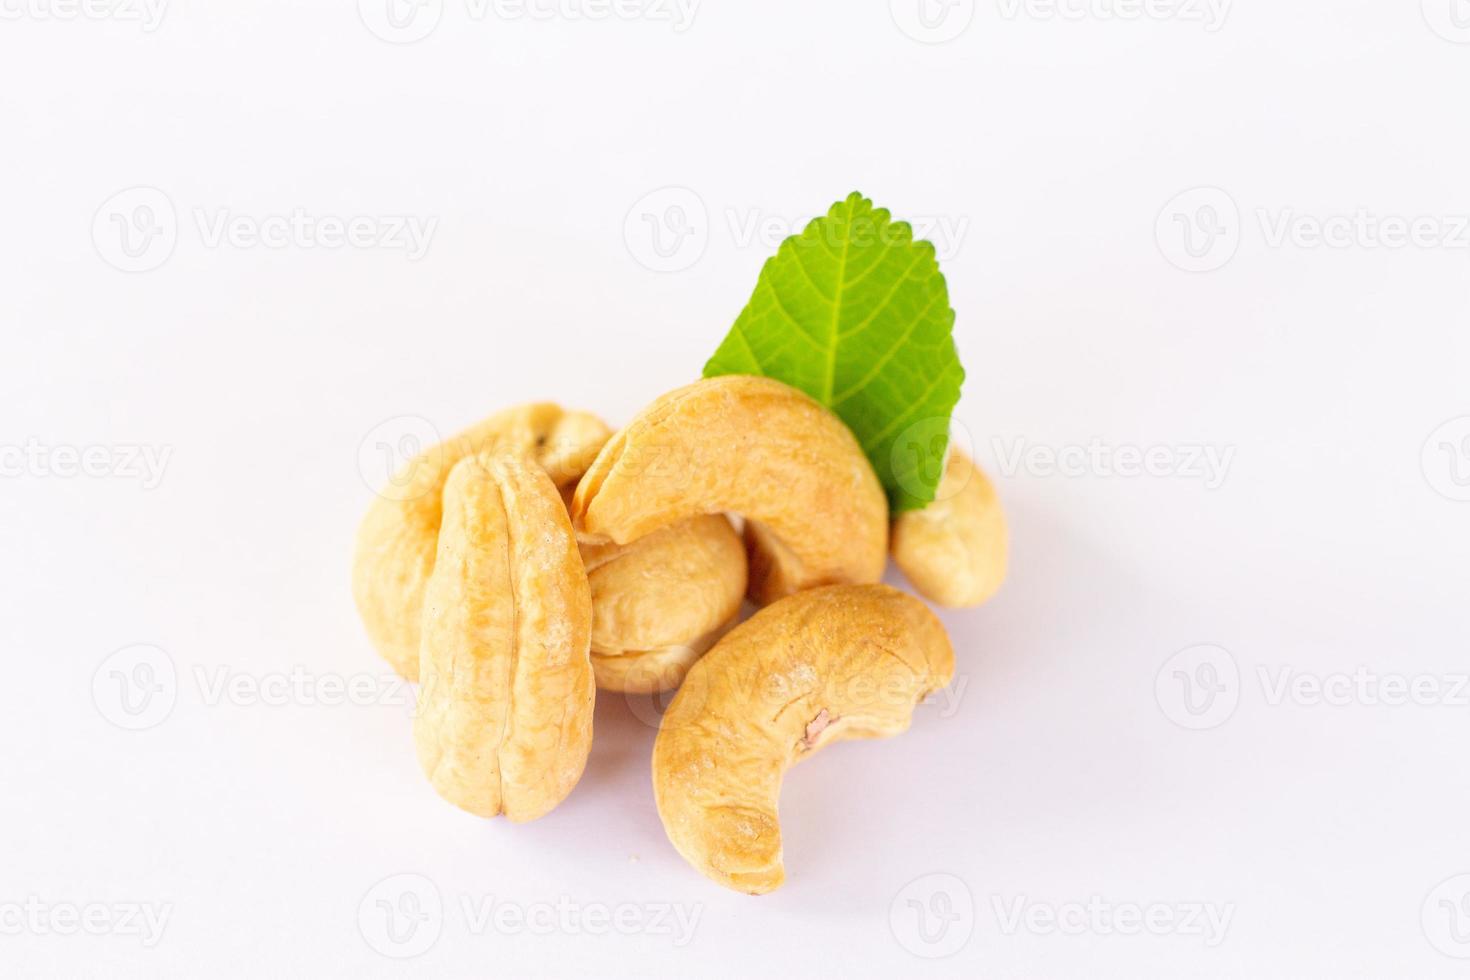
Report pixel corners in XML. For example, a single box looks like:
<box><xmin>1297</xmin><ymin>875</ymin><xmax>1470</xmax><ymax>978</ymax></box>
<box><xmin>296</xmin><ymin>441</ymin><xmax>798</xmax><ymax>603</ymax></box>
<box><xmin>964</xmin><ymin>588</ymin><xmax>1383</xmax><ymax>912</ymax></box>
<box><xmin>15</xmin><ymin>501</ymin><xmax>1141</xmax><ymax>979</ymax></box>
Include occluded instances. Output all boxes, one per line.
<box><xmin>352</xmin><ymin>375</ymin><xmax>1007</xmax><ymax>894</ymax></box>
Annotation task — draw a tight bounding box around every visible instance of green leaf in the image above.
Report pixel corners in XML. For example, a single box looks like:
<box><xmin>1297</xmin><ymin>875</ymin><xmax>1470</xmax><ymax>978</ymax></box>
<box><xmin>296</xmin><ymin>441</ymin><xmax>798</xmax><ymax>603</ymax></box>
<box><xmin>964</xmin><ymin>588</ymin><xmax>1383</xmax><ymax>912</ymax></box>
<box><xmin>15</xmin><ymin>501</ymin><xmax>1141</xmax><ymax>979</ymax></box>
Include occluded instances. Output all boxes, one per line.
<box><xmin>703</xmin><ymin>192</ymin><xmax>965</xmax><ymax>512</ymax></box>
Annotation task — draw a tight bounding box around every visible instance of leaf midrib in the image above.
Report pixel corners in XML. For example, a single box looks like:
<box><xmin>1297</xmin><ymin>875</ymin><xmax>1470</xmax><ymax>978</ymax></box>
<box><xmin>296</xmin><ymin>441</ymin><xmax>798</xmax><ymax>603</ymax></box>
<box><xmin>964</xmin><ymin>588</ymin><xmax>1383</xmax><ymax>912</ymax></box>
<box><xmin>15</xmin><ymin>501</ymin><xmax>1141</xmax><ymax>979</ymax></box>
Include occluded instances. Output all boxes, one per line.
<box><xmin>822</xmin><ymin>199</ymin><xmax>855</xmax><ymax>403</ymax></box>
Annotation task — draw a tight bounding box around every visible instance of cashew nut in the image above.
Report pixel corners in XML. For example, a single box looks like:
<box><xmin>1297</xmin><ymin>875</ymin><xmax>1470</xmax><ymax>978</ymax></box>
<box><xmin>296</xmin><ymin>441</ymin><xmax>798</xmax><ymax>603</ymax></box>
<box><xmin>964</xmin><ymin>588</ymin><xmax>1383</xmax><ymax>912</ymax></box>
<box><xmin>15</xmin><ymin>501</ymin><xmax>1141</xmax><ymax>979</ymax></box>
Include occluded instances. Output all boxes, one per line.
<box><xmin>571</xmin><ymin>376</ymin><xmax>888</xmax><ymax>605</ymax></box>
<box><xmin>891</xmin><ymin>449</ymin><xmax>1008</xmax><ymax>607</ymax></box>
<box><xmin>414</xmin><ymin>453</ymin><xmax>594</xmax><ymax>821</ymax></box>
<box><xmin>652</xmin><ymin>583</ymin><xmax>954</xmax><ymax>894</ymax></box>
<box><xmin>352</xmin><ymin>404</ymin><xmax>611</xmax><ymax>680</ymax></box>
<box><xmin>581</xmin><ymin>514</ymin><xmax>747</xmax><ymax>693</ymax></box>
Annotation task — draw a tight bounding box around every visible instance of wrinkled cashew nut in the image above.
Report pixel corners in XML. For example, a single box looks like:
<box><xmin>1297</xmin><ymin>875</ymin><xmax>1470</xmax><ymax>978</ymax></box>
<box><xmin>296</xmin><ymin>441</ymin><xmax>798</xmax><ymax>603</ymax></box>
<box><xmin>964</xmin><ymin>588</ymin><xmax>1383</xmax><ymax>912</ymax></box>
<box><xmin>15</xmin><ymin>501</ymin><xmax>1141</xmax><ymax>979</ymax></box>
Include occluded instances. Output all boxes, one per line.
<box><xmin>571</xmin><ymin>376</ymin><xmax>888</xmax><ymax>606</ymax></box>
<box><xmin>652</xmin><ymin>584</ymin><xmax>955</xmax><ymax>894</ymax></box>
<box><xmin>353</xmin><ymin>404</ymin><xmax>611</xmax><ymax>680</ymax></box>
<box><xmin>581</xmin><ymin>514</ymin><xmax>747</xmax><ymax>693</ymax></box>
<box><xmin>414</xmin><ymin>454</ymin><xmax>594</xmax><ymax>821</ymax></box>
<box><xmin>891</xmin><ymin>449</ymin><xmax>1008</xmax><ymax>607</ymax></box>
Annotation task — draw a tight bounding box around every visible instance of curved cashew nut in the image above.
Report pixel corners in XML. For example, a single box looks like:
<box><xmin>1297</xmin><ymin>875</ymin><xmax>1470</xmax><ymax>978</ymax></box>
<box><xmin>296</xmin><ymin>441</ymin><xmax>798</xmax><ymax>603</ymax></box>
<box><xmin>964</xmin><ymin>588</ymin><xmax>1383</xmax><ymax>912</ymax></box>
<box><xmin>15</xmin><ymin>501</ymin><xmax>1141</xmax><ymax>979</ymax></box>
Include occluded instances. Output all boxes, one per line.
<box><xmin>353</xmin><ymin>404</ymin><xmax>611</xmax><ymax>680</ymax></box>
<box><xmin>582</xmin><ymin>514</ymin><xmax>747</xmax><ymax>693</ymax></box>
<box><xmin>652</xmin><ymin>584</ymin><xmax>954</xmax><ymax>894</ymax></box>
<box><xmin>891</xmin><ymin>449</ymin><xmax>1008</xmax><ymax>607</ymax></box>
<box><xmin>414</xmin><ymin>454</ymin><xmax>594</xmax><ymax>821</ymax></box>
<box><xmin>571</xmin><ymin>376</ymin><xmax>888</xmax><ymax>605</ymax></box>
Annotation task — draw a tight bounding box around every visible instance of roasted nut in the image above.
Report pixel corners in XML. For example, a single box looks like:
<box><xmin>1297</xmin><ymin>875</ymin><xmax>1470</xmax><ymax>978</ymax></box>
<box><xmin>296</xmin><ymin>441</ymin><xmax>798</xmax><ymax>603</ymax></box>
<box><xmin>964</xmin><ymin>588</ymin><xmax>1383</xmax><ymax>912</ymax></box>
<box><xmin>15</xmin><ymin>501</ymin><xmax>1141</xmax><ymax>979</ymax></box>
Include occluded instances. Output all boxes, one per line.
<box><xmin>891</xmin><ymin>449</ymin><xmax>1007</xmax><ymax>607</ymax></box>
<box><xmin>652</xmin><ymin>584</ymin><xmax>954</xmax><ymax>894</ymax></box>
<box><xmin>414</xmin><ymin>453</ymin><xmax>594</xmax><ymax>821</ymax></box>
<box><xmin>353</xmin><ymin>404</ymin><xmax>611</xmax><ymax>680</ymax></box>
<box><xmin>571</xmin><ymin>376</ymin><xmax>888</xmax><ymax>605</ymax></box>
<box><xmin>581</xmin><ymin>514</ymin><xmax>747</xmax><ymax>693</ymax></box>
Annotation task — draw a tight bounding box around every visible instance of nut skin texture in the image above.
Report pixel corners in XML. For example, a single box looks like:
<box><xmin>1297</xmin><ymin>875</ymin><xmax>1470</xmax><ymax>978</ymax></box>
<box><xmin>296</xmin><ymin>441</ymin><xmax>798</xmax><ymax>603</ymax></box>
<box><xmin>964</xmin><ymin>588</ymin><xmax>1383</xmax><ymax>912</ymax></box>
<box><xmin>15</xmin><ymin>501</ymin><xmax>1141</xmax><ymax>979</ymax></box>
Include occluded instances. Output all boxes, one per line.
<box><xmin>891</xmin><ymin>450</ymin><xmax>1008</xmax><ymax>607</ymax></box>
<box><xmin>353</xmin><ymin>404</ymin><xmax>611</xmax><ymax>681</ymax></box>
<box><xmin>571</xmin><ymin>376</ymin><xmax>888</xmax><ymax>606</ymax></box>
<box><xmin>652</xmin><ymin>584</ymin><xmax>955</xmax><ymax>894</ymax></box>
<box><xmin>413</xmin><ymin>454</ymin><xmax>594</xmax><ymax>822</ymax></box>
<box><xmin>581</xmin><ymin>514</ymin><xmax>747</xmax><ymax>694</ymax></box>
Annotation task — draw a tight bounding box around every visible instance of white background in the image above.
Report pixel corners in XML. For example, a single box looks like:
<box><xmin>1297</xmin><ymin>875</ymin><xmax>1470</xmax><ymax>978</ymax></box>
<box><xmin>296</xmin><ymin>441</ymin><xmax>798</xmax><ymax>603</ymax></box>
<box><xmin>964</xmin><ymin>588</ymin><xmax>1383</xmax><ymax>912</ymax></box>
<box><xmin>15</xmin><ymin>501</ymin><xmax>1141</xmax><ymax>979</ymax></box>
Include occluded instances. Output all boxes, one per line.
<box><xmin>3</xmin><ymin>1</ymin><xmax>1469</xmax><ymax>977</ymax></box>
